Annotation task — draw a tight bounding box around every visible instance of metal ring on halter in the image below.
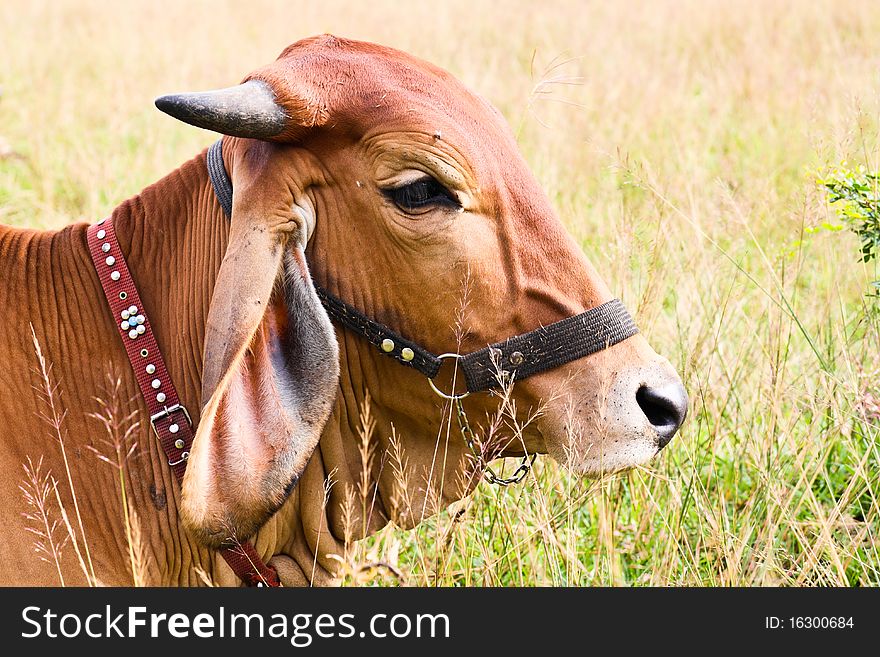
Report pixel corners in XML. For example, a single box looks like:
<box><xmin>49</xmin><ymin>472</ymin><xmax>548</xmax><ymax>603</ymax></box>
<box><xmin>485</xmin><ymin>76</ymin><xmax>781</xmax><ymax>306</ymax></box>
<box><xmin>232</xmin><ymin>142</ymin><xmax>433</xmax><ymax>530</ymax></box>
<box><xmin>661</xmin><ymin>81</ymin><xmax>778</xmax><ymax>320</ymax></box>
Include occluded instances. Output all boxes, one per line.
<box><xmin>427</xmin><ymin>353</ymin><xmax>471</xmax><ymax>400</ymax></box>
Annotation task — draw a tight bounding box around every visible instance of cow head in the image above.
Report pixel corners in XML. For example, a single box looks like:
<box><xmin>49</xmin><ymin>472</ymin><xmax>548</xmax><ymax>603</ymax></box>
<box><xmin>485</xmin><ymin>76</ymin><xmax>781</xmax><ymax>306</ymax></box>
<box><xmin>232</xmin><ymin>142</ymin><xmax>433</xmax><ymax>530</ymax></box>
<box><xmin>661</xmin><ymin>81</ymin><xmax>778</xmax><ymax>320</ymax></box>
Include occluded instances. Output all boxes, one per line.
<box><xmin>157</xmin><ymin>35</ymin><xmax>687</xmax><ymax>547</ymax></box>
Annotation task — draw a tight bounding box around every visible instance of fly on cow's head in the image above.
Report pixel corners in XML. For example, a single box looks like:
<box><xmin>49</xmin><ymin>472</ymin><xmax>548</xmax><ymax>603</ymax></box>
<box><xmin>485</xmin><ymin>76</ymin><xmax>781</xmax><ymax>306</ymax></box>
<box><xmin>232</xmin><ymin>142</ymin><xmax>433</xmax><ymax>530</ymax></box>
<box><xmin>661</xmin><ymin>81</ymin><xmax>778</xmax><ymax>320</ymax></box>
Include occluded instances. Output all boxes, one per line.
<box><xmin>156</xmin><ymin>34</ymin><xmax>687</xmax><ymax>548</ymax></box>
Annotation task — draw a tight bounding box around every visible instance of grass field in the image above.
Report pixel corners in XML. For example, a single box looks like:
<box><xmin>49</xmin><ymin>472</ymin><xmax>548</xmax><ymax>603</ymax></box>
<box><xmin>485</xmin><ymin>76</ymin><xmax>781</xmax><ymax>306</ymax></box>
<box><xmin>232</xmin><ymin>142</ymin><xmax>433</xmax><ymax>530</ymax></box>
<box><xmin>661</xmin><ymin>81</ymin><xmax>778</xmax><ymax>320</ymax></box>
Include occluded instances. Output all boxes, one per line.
<box><xmin>3</xmin><ymin>0</ymin><xmax>880</xmax><ymax>586</ymax></box>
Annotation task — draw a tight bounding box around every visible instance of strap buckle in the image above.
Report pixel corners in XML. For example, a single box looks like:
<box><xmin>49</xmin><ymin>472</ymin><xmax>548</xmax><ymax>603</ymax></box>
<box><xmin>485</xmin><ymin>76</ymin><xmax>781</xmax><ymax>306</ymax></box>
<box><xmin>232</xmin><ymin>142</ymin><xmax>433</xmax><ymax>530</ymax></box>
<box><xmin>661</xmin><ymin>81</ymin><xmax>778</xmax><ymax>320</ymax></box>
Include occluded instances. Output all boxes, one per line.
<box><xmin>149</xmin><ymin>404</ymin><xmax>193</xmax><ymax>466</ymax></box>
<box><xmin>149</xmin><ymin>402</ymin><xmax>192</xmax><ymax>430</ymax></box>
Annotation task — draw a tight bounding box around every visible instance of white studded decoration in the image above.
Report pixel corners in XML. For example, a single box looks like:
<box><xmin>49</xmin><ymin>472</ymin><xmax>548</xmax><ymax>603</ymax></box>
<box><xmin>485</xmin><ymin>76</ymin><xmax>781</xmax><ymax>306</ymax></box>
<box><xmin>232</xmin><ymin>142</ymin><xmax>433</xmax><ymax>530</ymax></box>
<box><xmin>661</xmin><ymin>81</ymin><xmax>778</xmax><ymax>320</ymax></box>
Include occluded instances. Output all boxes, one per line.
<box><xmin>146</xmin><ymin>364</ymin><xmax>156</xmax><ymax>375</ymax></box>
<box><xmin>151</xmin><ymin>379</ymin><xmax>161</xmax><ymax>389</ymax></box>
<box><xmin>156</xmin><ymin>392</ymin><xmax>166</xmax><ymax>403</ymax></box>
<box><xmin>110</xmin><ymin>271</ymin><xmax>120</xmax><ymax>281</ymax></box>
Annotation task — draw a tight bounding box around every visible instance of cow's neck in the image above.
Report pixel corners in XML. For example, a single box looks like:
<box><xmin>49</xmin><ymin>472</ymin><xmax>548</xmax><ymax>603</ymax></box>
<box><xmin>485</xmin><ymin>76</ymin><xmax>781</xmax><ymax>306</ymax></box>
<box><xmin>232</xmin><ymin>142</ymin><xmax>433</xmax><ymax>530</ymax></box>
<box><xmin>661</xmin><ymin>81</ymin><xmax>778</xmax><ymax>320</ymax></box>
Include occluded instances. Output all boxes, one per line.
<box><xmin>0</xmin><ymin>150</ymin><xmax>240</xmax><ymax>585</ymax></box>
<box><xmin>110</xmin><ymin>151</ymin><xmax>227</xmax><ymax>416</ymax></box>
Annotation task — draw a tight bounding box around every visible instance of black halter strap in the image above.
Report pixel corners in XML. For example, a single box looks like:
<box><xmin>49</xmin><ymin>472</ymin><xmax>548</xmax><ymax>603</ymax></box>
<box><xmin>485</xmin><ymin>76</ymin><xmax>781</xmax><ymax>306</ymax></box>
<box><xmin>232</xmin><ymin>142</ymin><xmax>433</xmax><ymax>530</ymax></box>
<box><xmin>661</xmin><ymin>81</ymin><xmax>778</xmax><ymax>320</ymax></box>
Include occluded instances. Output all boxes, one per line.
<box><xmin>206</xmin><ymin>139</ymin><xmax>638</xmax><ymax>393</ymax></box>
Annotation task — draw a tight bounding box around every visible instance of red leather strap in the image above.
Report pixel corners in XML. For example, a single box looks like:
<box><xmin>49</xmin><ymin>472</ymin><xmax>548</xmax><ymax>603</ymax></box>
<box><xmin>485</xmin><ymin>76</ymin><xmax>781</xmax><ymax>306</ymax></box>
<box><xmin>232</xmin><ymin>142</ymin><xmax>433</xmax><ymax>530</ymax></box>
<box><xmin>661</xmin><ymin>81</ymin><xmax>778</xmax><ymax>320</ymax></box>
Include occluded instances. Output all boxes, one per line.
<box><xmin>87</xmin><ymin>217</ymin><xmax>280</xmax><ymax>587</ymax></box>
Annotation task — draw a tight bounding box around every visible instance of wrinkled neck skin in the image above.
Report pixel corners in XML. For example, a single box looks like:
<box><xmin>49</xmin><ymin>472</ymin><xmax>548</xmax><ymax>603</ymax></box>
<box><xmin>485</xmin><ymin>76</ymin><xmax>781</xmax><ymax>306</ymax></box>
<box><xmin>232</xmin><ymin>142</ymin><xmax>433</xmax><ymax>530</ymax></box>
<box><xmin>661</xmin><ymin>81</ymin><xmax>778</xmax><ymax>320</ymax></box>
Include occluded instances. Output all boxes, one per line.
<box><xmin>0</xmin><ymin>148</ymin><xmax>497</xmax><ymax>586</ymax></box>
<box><xmin>0</xmin><ymin>152</ymin><xmax>232</xmax><ymax>585</ymax></box>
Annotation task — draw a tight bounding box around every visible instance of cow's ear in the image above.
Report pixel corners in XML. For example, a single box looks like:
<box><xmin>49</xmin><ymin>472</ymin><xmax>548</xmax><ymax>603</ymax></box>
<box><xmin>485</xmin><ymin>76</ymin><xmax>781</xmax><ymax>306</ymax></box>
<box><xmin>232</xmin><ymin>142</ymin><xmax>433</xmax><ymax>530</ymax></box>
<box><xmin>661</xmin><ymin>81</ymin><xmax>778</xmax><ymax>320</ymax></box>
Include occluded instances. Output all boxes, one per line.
<box><xmin>179</xmin><ymin>140</ymin><xmax>339</xmax><ymax>548</ymax></box>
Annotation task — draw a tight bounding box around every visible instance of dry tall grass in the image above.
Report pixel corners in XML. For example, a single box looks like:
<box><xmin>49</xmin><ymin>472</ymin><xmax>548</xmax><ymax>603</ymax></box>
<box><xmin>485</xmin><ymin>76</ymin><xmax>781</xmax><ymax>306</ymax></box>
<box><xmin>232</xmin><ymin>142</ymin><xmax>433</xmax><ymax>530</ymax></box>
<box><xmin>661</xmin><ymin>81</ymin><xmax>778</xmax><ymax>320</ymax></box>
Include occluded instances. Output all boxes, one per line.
<box><xmin>3</xmin><ymin>0</ymin><xmax>879</xmax><ymax>585</ymax></box>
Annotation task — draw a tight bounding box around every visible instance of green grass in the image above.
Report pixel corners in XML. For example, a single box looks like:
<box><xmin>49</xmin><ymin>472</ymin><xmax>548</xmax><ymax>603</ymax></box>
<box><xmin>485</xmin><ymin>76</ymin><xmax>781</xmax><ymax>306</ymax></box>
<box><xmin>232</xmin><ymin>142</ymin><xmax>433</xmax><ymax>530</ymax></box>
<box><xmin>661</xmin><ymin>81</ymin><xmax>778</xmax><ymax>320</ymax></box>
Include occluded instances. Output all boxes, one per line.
<box><xmin>4</xmin><ymin>0</ymin><xmax>880</xmax><ymax>586</ymax></box>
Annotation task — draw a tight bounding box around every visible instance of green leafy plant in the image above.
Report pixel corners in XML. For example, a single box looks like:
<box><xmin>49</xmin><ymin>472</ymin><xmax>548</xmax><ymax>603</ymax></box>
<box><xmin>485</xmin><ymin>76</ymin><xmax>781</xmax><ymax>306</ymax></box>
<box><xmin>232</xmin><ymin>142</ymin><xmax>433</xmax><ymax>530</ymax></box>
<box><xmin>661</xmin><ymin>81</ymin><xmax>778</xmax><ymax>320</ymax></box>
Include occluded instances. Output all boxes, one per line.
<box><xmin>819</xmin><ymin>166</ymin><xmax>880</xmax><ymax>293</ymax></box>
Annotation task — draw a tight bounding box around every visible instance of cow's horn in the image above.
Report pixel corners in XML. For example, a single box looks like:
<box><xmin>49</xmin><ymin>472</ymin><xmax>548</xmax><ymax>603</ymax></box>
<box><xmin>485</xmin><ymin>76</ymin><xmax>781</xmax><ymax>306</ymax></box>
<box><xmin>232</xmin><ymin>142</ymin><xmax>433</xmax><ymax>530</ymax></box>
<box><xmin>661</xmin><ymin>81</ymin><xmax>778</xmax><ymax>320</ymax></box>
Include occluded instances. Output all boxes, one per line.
<box><xmin>154</xmin><ymin>80</ymin><xmax>287</xmax><ymax>139</ymax></box>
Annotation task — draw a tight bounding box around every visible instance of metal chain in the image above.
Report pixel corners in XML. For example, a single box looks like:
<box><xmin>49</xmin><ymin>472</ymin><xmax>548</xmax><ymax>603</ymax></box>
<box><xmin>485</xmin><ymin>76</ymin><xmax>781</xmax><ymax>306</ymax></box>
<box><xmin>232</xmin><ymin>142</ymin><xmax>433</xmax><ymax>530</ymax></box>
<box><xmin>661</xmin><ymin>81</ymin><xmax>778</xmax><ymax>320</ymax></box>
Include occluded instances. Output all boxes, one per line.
<box><xmin>454</xmin><ymin>398</ymin><xmax>536</xmax><ymax>486</ymax></box>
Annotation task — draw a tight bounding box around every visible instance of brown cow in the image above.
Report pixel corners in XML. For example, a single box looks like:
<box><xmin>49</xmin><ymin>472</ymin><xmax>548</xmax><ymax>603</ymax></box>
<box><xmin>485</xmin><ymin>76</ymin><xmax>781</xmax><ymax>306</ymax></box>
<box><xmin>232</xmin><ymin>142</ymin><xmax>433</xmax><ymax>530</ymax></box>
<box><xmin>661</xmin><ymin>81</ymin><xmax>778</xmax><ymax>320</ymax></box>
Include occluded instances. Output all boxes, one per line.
<box><xmin>0</xmin><ymin>35</ymin><xmax>686</xmax><ymax>586</ymax></box>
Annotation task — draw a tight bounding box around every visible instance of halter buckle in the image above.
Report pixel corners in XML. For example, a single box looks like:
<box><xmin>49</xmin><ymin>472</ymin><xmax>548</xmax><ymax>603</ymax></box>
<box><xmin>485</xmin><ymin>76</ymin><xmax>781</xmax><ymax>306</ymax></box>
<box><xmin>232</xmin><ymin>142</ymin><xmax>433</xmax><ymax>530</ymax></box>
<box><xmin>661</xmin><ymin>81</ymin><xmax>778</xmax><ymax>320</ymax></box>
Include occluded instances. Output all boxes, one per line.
<box><xmin>149</xmin><ymin>403</ymin><xmax>192</xmax><ymax>432</ymax></box>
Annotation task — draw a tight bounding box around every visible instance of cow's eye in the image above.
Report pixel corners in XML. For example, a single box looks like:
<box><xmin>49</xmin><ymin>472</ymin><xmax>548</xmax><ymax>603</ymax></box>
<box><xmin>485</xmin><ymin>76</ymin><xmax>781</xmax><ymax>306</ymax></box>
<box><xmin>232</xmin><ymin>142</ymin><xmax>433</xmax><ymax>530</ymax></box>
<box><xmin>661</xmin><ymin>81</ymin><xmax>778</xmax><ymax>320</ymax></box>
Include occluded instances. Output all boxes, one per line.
<box><xmin>383</xmin><ymin>177</ymin><xmax>459</xmax><ymax>214</ymax></box>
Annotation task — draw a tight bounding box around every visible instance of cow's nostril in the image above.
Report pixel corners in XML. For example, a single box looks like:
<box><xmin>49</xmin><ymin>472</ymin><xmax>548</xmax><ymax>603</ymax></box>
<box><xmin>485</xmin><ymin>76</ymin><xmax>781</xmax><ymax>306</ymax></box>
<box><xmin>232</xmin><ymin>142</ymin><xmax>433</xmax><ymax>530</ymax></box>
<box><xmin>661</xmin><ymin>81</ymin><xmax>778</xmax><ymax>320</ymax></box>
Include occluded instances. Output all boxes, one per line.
<box><xmin>636</xmin><ymin>382</ymin><xmax>688</xmax><ymax>449</ymax></box>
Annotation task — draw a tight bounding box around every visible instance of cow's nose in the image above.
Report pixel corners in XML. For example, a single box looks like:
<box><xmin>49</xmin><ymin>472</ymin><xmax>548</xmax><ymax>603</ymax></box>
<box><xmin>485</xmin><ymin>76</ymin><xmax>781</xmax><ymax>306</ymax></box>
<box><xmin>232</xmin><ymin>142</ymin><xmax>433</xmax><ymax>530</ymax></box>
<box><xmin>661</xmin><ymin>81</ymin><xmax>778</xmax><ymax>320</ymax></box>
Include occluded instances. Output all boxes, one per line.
<box><xmin>636</xmin><ymin>381</ymin><xmax>688</xmax><ymax>448</ymax></box>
